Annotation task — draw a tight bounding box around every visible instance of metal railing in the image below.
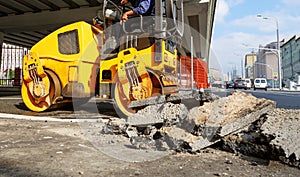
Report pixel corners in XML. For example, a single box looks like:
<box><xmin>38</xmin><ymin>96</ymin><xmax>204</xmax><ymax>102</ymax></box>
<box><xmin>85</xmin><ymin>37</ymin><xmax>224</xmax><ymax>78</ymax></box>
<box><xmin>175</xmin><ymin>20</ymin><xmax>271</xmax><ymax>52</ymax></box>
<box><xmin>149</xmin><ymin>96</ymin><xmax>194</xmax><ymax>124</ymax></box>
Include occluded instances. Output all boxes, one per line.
<box><xmin>0</xmin><ymin>44</ymin><xmax>29</xmax><ymax>87</ymax></box>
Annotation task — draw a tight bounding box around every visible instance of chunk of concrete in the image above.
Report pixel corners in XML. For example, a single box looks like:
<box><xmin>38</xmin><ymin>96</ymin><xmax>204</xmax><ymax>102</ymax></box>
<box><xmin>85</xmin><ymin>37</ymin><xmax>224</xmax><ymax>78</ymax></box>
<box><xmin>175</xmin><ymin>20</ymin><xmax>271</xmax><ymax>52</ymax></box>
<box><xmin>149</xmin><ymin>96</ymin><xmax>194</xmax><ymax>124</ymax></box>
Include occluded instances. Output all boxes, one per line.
<box><xmin>127</xmin><ymin>102</ymin><xmax>189</xmax><ymax>127</ymax></box>
<box><xmin>219</xmin><ymin>104</ymin><xmax>274</xmax><ymax>137</ymax></box>
<box><xmin>186</xmin><ymin>91</ymin><xmax>275</xmax><ymax>151</ymax></box>
<box><xmin>261</xmin><ymin>109</ymin><xmax>300</xmax><ymax>162</ymax></box>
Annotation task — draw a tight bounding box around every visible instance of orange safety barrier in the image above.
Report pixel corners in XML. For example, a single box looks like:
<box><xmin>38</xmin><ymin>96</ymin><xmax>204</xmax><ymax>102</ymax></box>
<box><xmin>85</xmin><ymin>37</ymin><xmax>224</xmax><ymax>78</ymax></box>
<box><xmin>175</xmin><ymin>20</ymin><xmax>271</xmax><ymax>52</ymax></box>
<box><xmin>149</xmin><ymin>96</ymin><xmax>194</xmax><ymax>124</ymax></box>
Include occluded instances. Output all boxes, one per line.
<box><xmin>179</xmin><ymin>56</ymin><xmax>209</xmax><ymax>89</ymax></box>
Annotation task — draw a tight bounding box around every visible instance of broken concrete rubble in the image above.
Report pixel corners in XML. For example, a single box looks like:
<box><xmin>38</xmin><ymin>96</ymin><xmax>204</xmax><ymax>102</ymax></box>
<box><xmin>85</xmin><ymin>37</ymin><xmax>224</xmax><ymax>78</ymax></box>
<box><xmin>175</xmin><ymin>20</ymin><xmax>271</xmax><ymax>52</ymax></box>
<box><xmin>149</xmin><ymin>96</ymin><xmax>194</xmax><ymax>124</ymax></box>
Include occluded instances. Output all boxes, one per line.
<box><xmin>101</xmin><ymin>90</ymin><xmax>300</xmax><ymax>167</ymax></box>
<box><xmin>261</xmin><ymin>109</ymin><xmax>300</xmax><ymax>162</ymax></box>
<box><xmin>101</xmin><ymin>118</ymin><xmax>127</xmax><ymax>135</ymax></box>
<box><xmin>190</xmin><ymin>91</ymin><xmax>275</xmax><ymax>127</ymax></box>
<box><xmin>128</xmin><ymin>90</ymin><xmax>217</xmax><ymax>109</ymax></box>
<box><xmin>127</xmin><ymin>102</ymin><xmax>189</xmax><ymax>127</ymax></box>
<box><xmin>217</xmin><ymin>107</ymin><xmax>300</xmax><ymax>168</ymax></box>
<box><xmin>185</xmin><ymin>91</ymin><xmax>275</xmax><ymax>152</ymax></box>
<box><xmin>125</xmin><ymin>102</ymin><xmax>191</xmax><ymax>151</ymax></box>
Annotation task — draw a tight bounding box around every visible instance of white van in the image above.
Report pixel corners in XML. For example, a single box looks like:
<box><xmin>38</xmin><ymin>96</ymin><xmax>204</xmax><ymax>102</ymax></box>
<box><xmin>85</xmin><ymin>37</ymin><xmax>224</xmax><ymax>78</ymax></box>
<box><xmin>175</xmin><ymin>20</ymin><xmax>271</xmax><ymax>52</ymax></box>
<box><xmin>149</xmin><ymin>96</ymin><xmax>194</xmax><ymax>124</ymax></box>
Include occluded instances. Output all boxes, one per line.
<box><xmin>254</xmin><ymin>78</ymin><xmax>268</xmax><ymax>91</ymax></box>
<box><xmin>244</xmin><ymin>78</ymin><xmax>252</xmax><ymax>90</ymax></box>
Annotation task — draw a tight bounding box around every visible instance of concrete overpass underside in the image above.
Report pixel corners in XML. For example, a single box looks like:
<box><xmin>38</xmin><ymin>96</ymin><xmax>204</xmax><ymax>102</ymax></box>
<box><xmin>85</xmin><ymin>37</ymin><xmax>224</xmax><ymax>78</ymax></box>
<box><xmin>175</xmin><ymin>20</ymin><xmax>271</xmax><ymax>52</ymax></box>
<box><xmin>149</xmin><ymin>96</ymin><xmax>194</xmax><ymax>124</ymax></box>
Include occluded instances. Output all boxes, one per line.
<box><xmin>0</xmin><ymin>0</ymin><xmax>216</xmax><ymax>59</ymax></box>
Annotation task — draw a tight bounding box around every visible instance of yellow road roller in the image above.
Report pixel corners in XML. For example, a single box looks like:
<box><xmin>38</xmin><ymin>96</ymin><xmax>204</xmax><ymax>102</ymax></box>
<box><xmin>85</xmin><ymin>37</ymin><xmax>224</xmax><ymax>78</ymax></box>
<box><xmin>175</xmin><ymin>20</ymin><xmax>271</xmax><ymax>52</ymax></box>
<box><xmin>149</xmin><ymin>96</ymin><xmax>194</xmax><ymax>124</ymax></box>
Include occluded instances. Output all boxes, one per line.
<box><xmin>22</xmin><ymin>0</ymin><xmax>187</xmax><ymax>117</ymax></box>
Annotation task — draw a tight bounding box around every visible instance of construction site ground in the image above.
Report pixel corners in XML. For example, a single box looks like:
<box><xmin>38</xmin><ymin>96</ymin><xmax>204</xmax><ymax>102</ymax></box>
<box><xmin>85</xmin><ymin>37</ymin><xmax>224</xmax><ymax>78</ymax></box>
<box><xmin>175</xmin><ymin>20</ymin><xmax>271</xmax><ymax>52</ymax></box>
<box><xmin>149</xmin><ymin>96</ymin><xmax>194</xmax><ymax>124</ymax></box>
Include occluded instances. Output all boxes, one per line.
<box><xmin>1</xmin><ymin>91</ymin><xmax>300</xmax><ymax>176</ymax></box>
<box><xmin>1</xmin><ymin>118</ymin><xmax>299</xmax><ymax>177</ymax></box>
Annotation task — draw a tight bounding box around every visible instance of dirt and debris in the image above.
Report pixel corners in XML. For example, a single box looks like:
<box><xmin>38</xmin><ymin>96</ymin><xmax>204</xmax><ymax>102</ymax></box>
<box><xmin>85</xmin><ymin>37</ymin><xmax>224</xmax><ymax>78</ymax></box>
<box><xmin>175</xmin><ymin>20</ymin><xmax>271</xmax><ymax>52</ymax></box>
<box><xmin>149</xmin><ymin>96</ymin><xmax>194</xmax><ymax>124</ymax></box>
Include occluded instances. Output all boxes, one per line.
<box><xmin>97</xmin><ymin>91</ymin><xmax>300</xmax><ymax>168</ymax></box>
<box><xmin>1</xmin><ymin>117</ymin><xmax>299</xmax><ymax>177</ymax></box>
<box><xmin>109</xmin><ymin>91</ymin><xmax>274</xmax><ymax>151</ymax></box>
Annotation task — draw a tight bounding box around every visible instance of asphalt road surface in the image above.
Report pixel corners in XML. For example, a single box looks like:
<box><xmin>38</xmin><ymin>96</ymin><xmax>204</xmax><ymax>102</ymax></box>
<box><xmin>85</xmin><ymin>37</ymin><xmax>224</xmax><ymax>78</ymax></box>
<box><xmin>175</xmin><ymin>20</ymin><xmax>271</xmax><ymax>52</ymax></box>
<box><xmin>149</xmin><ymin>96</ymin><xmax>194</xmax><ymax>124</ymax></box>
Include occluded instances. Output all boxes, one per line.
<box><xmin>0</xmin><ymin>89</ymin><xmax>299</xmax><ymax>117</ymax></box>
<box><xmin>245</xmin><ymin>90</ymin><xmax>300</xmax><ymax>109</ymax></box>
<box><xmin>220</xmin><ymin>88</ymin><xmax>300</xmax><ymax>109</ymax></box>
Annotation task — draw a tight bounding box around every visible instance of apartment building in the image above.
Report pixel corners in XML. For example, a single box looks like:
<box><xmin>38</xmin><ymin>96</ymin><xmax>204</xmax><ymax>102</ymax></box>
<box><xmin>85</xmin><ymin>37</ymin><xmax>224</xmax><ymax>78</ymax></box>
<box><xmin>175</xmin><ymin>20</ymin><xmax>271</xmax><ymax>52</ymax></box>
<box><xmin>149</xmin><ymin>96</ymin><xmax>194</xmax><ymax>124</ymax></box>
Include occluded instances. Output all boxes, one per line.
<box><xmin>256</xmin><ymin>42</ymin><xmax>278</xmax><ymax>80</ymax></box>
<box><xmin>244</xmin><ymin>52</ymin><xmax>257</xmax><ymax>79</ymax></box>
<box><xmin>281</xmin><ymin>35</ymin><xmax>300</xmax><ymax>81</ymax></box>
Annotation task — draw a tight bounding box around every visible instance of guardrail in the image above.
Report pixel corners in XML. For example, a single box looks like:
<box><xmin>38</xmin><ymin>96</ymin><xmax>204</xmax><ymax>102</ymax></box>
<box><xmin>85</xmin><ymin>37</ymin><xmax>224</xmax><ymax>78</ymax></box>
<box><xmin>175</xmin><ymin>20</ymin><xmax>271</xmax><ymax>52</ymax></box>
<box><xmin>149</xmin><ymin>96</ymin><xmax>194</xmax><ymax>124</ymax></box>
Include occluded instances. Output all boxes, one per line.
<box><xmin>0</xmin><ymin>44</ymin><xmax>29</xmax><ymax>87</ymax></box>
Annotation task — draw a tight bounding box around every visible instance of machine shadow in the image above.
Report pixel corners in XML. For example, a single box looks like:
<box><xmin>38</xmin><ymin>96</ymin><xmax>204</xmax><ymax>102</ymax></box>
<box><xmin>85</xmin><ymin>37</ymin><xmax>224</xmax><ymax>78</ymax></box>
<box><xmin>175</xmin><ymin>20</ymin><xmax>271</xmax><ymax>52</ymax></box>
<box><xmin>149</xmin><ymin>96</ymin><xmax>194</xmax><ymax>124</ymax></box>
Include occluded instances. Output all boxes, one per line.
<box><xmin>14</xmin><ymin>99</ymin><xmax>119</xmax><ymax>118</ymax></box>
<box><xmin>77</xmin><ymin>99</ymin><xmax>119</xmax><ymax>117</ymax></box>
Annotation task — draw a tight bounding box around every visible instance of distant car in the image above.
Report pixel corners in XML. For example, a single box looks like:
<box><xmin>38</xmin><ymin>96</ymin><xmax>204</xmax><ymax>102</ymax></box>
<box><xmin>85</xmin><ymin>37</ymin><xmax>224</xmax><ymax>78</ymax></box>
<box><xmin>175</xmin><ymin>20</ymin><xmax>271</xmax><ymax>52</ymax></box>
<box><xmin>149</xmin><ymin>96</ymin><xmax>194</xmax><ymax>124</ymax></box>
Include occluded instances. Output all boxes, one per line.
<box><xmin>244</xmin><ymin>78</ymin><xmax>252</xmax><ymax>90</ymax></box>
<box><xmin>211</xmin><ymin>82</ymin><xmax>225</xmax><ymax>89</ymax></box>
<box><xmin>226</xmin><ymin>81</ymin><xmax>235</xmax><ymax>89</ymax></box>
<box><xmin>233</xmin><ymin>79</ymin><xmax>246</xmax><ymax>89</ymax></box>
<box><xmin>254</xmin><ymin>78</ymin><xmax>268</xmax><ymax>91</ymax></box>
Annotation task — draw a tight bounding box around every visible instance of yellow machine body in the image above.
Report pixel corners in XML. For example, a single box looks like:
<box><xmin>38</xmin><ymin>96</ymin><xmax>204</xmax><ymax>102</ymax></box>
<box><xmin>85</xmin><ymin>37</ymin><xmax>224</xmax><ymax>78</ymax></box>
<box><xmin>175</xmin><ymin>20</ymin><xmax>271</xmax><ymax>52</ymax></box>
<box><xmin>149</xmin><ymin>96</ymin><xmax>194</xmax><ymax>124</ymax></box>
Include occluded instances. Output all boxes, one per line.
<box><xmin>21</xmin><ymin>20</ymin><xmax>179</xmax><ymax>115</ymax></box>
<box><xmin>99</xmin><ymin>39</ymin><xmax>179</xmax><ymax>117</ymax></box>
<box><xmin>22</xmin><ymin>21</ymin><xmax>103</xmax><ymax>111</ymax></box>
<box><xmin>21</xmin><ymin>0</ymin><xmax>183</xmax><ymax>117</ymax></box>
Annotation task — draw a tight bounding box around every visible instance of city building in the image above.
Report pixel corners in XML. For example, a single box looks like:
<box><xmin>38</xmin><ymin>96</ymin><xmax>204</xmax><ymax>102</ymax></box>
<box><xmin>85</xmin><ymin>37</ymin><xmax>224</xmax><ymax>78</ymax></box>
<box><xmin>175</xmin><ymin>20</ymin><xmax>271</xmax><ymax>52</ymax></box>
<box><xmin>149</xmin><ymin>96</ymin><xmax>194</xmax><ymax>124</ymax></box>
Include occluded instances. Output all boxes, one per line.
<box><xmin>281</xmin><ymin>35</ymin><xmax>300</xmax><ymax>81</ymax></box>
<box><xmin>209</xmin><ymin>67</ymin><xmax>222</xmax><ymax>82</ymax></box>
<box><xmin>256</xmin><ymin>42</ymin><xmax>278</xmax><ymax>81</ymax></box>
<box><xmin>244</xmin><ymin>52</ymin><xmax>257</xmax><ymax>79</ymax></box>
<box><xmin>224</xmin><ymin>73</ymin><xmax>231</xmax><ymax>81</ymax></box>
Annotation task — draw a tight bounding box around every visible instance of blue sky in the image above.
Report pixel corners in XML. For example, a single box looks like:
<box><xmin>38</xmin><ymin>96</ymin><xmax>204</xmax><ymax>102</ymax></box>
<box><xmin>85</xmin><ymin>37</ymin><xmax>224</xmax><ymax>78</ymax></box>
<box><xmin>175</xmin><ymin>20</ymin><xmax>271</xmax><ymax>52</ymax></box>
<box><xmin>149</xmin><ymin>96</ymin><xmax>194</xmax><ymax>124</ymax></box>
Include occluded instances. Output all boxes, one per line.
<box><xmin>210</xmin><ymin>0</ymin><xmax>300</xmax><ymax>77</ymax></box>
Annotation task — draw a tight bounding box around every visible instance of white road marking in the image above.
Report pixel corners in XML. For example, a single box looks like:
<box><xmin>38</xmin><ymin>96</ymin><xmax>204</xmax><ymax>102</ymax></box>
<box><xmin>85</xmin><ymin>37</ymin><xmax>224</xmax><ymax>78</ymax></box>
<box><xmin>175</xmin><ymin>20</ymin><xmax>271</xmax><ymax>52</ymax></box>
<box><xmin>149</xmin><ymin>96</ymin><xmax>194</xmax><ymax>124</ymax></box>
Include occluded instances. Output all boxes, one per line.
<box><xmin>0</xmin><ymin>113</ymin><xmax>99</xmax><ymax>123</ymax></box>
<box><xmin>0</xmin><ymin>97</ymin><xmax>22</xmax><ymax>100</ymax></box>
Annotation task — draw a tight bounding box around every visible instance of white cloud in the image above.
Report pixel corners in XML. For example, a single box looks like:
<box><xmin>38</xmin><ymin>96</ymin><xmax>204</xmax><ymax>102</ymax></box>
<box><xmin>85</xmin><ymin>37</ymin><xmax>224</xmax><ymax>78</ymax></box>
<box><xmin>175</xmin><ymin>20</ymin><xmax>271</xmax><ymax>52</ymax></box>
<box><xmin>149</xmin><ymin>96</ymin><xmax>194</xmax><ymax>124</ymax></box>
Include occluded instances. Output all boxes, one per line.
<box><xmin>215</xmin><ymin>0</ymin><xmax>229</xmax><ymax>23</ymax></box>
<box><xmin>231</xmin><ymin>15</ymin><xmax>260</xmax><ymax>28</ymax></box>
<box><xmin>255</xmin><ymin>13</ymin><xmax>300</xmax><ymax>40</ymax></box>
<box><xmin>215</xmin><ymin>0</ymin><xmax>245</xmax><ymax>23</ymax></box>
<box><xmin>210</xmin><ymin>32</ymin><xmax>275</xmax><ymax>74</ymax></box>
<box><xmin>226</xmin><ymin>0</ymin><xmax>245</xmax><ymax>6</ymax></box>
<box><xmin>253</xmin><ymin>1</ymin><xmax>300</xmax><ymax>37</ymax></box>
<box><xmin>281</xmin><ymin>0</ymin><xmax>300</xmax><ymax>6</ymax></box>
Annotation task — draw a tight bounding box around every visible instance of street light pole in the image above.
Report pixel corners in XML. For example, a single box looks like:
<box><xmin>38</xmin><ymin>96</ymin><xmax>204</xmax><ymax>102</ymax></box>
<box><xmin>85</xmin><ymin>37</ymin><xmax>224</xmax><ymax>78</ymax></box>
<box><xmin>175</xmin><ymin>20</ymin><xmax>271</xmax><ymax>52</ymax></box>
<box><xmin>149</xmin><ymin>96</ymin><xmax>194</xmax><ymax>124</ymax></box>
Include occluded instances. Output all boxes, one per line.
<box><xmin>251</xmin><ymin>49</ymin><xmax>255</xmax><ymax>80</ymax></box>
<box><xmin>276</xmin><ymin>21</ymin><xmax>282</xmax><ymax>90</ymax></box>
<box><xmin>257</xmin><ymin>14</ymin><xmax>282</xmax><ymax>90</ymax></box>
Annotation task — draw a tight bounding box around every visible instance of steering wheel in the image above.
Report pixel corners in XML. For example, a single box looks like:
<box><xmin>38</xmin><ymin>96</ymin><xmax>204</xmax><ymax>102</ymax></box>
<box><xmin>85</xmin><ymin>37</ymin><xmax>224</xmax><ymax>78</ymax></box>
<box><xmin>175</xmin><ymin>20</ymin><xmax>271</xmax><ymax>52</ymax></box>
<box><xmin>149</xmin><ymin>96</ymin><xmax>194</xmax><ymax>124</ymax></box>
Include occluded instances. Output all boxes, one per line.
<box><xmin>103</xmin><ymin>0</ymin><xmax>132</xmax><ymax>19</ymax></box>
<box><xmin>122</xmin><ymin>5</ymin><xmax>133</xmax><ymax>13</ymax></box>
